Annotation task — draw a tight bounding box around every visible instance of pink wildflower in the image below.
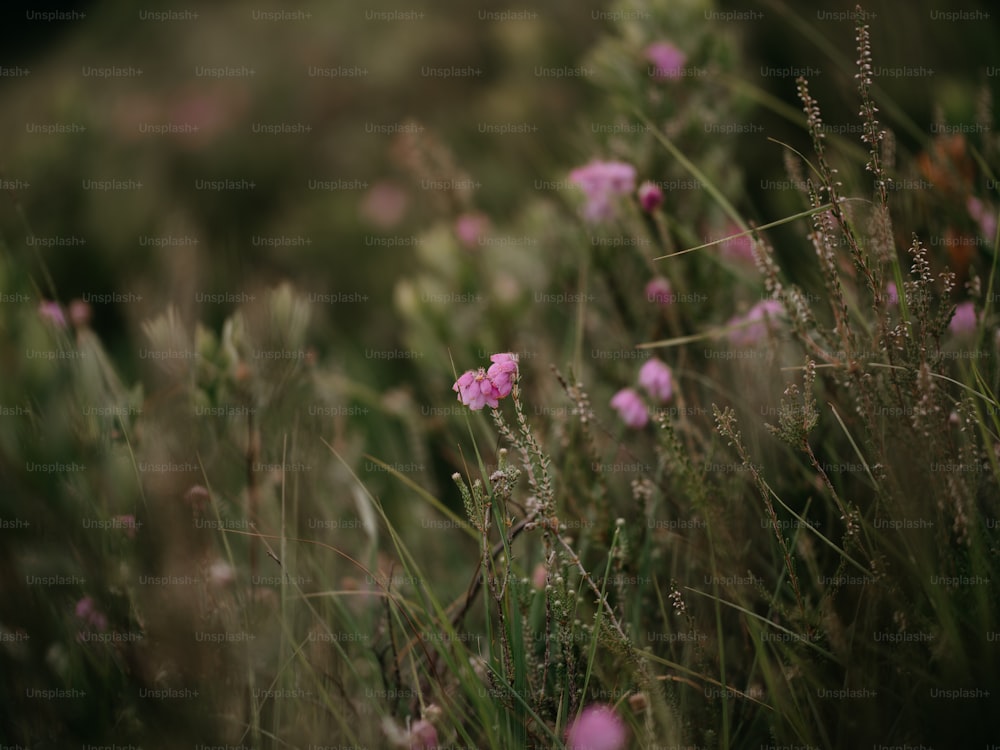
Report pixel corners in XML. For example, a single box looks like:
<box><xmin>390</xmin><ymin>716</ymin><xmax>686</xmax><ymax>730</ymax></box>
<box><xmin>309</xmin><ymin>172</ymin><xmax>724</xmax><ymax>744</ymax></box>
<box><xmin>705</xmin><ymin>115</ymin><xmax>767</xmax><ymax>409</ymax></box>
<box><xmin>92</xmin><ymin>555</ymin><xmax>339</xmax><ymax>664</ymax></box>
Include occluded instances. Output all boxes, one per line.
<box><xmin>454</xmin><ymin>211</ymin><xmax>491</xmax><ymax>249</ymax></box>
<box><xmin>949</xmin><ymin>301</ymin><xmax>978</xmax><ymax>335</ymax></box>
<box><xmin>645</xmin><ymin>276</ymin><xmax>673</xmax><ymax>306</ymax></box>
<box><xmin>38</xmin><ymin>300</ymin><xmax>67</xmax><ymax>328</ymax></box>
<box><xmin>637</xmin><ymin>180</ymin><xmax>663</xmax><ymax>212</ymax></box>
<box><xmin>727</xmin><ymin>299</ymin><xmax>784</xmax><ymax>346</ymax></box>
<box><xmin>454</xmin><ymin>353</ymin><xmax>518</xmax><ymax>409</ymax></box>
<box><xmin>407</xmin><ymin>719</ymin><xmax>438</xmax><ymax>749</ymax></box>
<box><xmin>565</xmin><ymin>703</ymin><xmax>627</xmax><ymax>750</ymax></box>
<box><xmin>638</xmin><ymin>358</ymin><xmax>673</xmax><ymax>403</ymax></box>
<box><xmin>569</xmin><ymin>160</ymin><xmax>637</xmax><ymax>223</ymax></box>
<box><xmin>114</xmin><ymin>514</ymin><xmax>139</xmax><ymax>539</ymax></box>
<box><xmin>75</xmin><ymin>596</ymin><xmax>108</xmax><ymax>632</ymax></box>
<box><xmin>717</xmin><ymin>223</ymin><xmax>754</xmax><ymax>264</ymax></box>
<box><xmin>610</xmin><ymin>388</ymin><xmax>648</xmax><ymax>429</ymax></box>
<box><xmin>968</xmin><ymin>196</ymin><xmax>997</xmax><ymax>242</ymax></box>
<box><xmin>68</xmin><ymin>298</ymin><xmax>92</xmax><ymax>328</ymax></box>
<box><xmin>646</xmin><ymin>41</ymin><xmax>687</xmax><ymax>80</ymax></box>
<box><xmin>886</xmin><ymin>281</ymin><xmax>898</xmax><ymax>307</ymax></box>
<box><xmin>360</xmin><ymin>181</ymin><xmax>409</xmax><ymax>229</ymax></box>
<box><xmin>486</xmin><ymin>352</ymin><xmax>519</xmax><ymax>398</ymax></box>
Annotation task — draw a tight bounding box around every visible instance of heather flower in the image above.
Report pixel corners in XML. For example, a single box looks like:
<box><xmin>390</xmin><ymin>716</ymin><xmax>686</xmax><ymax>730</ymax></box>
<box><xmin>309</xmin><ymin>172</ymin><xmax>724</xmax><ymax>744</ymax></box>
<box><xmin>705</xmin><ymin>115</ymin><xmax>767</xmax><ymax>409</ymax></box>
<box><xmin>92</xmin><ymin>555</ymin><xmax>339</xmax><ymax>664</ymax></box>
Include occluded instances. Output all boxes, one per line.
<box><xmin>645</xmin><ymin>276</ymin><xmax>673</xmax><ymax>306</ymax></box>
<box><xmin>949</xmin><ymin>301</ymin><xmax>978</xmax><ymax>335</ymax></box>
<box><xmin>638</xmin><ymin>358</ymin><xmax>673</xmax><ymax>403</ymax></box>
<box><xmin>727</xmin><ymin>299</ymin><xmax>784</xmax><ymax>346</ymax></box>
<box><xmin>38</xmin><ymin>300</ymin><xmax>67</xmax><ymax>328</ymax></box>
<box><xmin>486</xmin><ymin>352</ymin><xmax>519</xmax><ymax>398</ymax></box>
<box><xmin>717</xmin><ymin>223</ymin><xmax>754</xmax><ymax>264</ymax></box>
<box><xmin>75</xmin><ymin>596</ymin><xmax>108</xmax><ymax>632</ymax></box>
<box><xmin>637</xmin><ymin>180</ymin><xmax>663</xmax><ymax>212</ymax></box>
<box><xmin>646</xmin><ymin>41</ymin><xmax>687</xmax><ymax>80</ymax></box>
<box><xmin>886</xmin><ymin>281</ymin><xmax>898</xmax><ymax>307</ymax></box>
<box><xmin>569</xmin><ymin>160</ymin><xmax>637</xmax><ymax>223</ymax></box>
<box><xmin>967</xmin><ymin>196</ymin><xmax>997</xmax><ymax>241</ymax></box>
<box><xmin>454</xmin><ymin>211</ymin><xmax>490</xmax><ymax>248</ymax></box>
<box><xmin>610</xmin><ymin>388</ymin><xmax>648</xmax><ymax>429</ymax></box>
<box><xmin>407</xmin><ymin>719</ymin><xmax>438</xmax><ymax>749</ymax></box>
<box><xmin>454</xmin><ymin>352</ymin><xmax>518</xmax><ymax>410</ymax></box>
<box><xmin>565</xmin><ymin>703</ymin><xmax>627</xmax><ymax>750</ymax></box>
<box><xmin>453</xmin><ymin>368</ymin><xmax>500</xmax><ymax>410</ymax></box>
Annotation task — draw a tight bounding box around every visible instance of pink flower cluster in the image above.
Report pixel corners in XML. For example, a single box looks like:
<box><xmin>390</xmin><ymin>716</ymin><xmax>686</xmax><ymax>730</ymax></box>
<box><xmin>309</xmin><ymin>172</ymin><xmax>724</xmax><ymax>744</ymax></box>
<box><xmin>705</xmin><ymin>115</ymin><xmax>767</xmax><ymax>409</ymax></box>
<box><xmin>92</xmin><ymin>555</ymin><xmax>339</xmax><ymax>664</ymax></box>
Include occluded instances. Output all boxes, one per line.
<box><xmin>569</xmin><ymin>160</ymin><xmax>637</xmax><ymax>223</ymax></box>
<box><xmin>610</xmin><ymin>358</ymin><xmax>674</xmax><ymax>429</ymax></box>
<box><xmin>453</xmin><ymin>352</ymin><xmax>518</xmax><ymax>410</ymax></box>
<box><xmin>727</xmin><ymin>299</ymin><xmax>784</xmax><ymax>346</ymax></box>
<box><xmin>565</xmin><ymin>703</ymin><xmax>627</xmax><ymax>750</ymax></box>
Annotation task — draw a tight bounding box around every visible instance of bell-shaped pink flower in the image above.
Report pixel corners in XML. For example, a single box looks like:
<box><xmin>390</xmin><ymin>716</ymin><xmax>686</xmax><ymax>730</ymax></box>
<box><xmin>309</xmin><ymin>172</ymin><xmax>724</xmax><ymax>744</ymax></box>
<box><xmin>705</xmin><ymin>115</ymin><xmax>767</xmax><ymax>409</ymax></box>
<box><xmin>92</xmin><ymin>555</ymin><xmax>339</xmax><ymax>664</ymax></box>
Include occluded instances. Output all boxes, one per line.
<box><xmin>638</xmin><ymin>358</ymin><xmax>673</xmax><ymax>403</ymax></box>
<box><xmin>646</xmin><ymin>276</ymin><xmax>673</xmax><ymax>306</ymax></box>
<box><xmin>565</xmin><ymin>703</ymin><xmax>627</xmax><ymax>750</ymax></box>
<box><xmin>646</xmin><ymin>41</ymin><xmax>687</xmax><ymax>80</ymax></box>
<box><xmin>569</xmin><ymin>160</ymin><xmax>637</xmax><ymax>223</ymax></box>
<box><xmin>949</xmin><ymin>301</ymin><xmax>978</xmax><ymax>336</ymax></box>
<box><xmin>727</xmin><ymin>299</ymin><xmax>784</xmax><ymax>346</ymax></box>
<box><xmin>610</xmin><ymin>388</ymin><xmax>649</xmax><ymax>429</ymax></box>
<box><xmin>637</xmin><ymin>181</ymin><xmax>663</xmax><ymax>212</ymax></box>
<box><xmin>486</xmin><ymin>352</ymin><xmax>519</xmax><ymax>398</ymax></box>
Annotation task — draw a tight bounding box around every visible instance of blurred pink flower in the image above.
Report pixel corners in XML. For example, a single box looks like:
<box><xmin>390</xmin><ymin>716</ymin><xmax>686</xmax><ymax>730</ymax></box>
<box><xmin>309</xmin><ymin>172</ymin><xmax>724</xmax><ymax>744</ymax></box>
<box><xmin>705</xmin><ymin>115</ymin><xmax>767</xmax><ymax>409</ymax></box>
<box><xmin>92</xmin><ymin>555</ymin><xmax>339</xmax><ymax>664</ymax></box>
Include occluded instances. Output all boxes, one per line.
<box><xmin>646</xmin><ymin>41</ymin><xmax>687</xmax><ymax>80</ymax></box>
<box><xmin>565</xmin><ymin>703</ymin><xmax>627</xmax><ymax>750</ymax></box>
<box><xmin>610</xmin><ymin>388</ymin><xmax>648</xmax><ymax>429</ymax></box>
<box><xmin>569</xmin><ymin>160</ymin><xmax>636</xmax><ymax>223</ymax></box>
<box><xmin>645</xmin><ymin>276</ymin><xmax>673</xmax><ymax>306</ymax></box>
<box><xmin>637</xmin><ymin>181</ymin><xmax>663</xmax><ymax>212</ymax></box>
<box><xmin>717</xmin><ymin>223</ymin><xmax>754</xmax><ymax>264</ymax></box>
<box><xmin>949</xmin><ymin>301</ymin><xmax>978</xmax><ymax>335</ymax></box>
<box><xmin>69</xmin><ymin>299</ymin><xmax>92</xmax><ymax>328</ymax></box>
<box><xmin>638</xmin><ymin>358</ymin><xmax>673</xmax><ymax>403</ymax></box>
<box><xmin>454</xmin><ymin>211</ymin><xmax>490</xmax><ymax>248</ymax></box>
<box><xmin>361</xmin><ymin>181</ymin><xmax>409</xmax><ymax>229</ymax></box>
<box><xmin>886</xmin><ymin>281</ymin><xmax>899</xmax><ymax>307</ymax></box>
<box><xmin>114</xmin><ymin>514</ymin><xmax>138</xmax><ymax>539</ymax></box>
<box><xmin>727</xmin><ymin>299</ymin><xmax>784</xmax><ymax>346</ymax></box>
<box><xmin>75</xmin><ymin>596</ymin><xmax>108</xmax><ymax>632</ymax></box>
<box><xmin>38</xmin><ymin>300</ymin><xmax>67</xmax><ymax>328</ymax></box>
<box><xmin>407</xmin><ymin>719</ymin><xmax>438</xmax><ymax>749</ymax></box>
<box><xmin>967</xmin><ymin>196</ymin><xmax>997</xmax><ymax>242</ymax></box>
<box><xmin>486</xmin><ymin>352</ymin><xmax>519</xmax><ymax>398</ymax></box>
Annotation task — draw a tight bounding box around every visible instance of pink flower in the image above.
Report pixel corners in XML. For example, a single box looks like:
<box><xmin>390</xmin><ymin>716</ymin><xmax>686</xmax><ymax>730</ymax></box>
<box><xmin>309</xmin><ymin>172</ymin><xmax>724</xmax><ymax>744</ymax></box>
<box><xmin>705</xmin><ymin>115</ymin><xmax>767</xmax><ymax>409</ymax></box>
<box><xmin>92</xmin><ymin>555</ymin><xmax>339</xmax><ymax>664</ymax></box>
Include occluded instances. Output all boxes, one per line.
<box><xmin>486</xmin><ymin>352</ymin><xmax>519</xmax><ymax>398</ymax></box>
<box><xmin>886</xmin><ymin>281</ymin><xmax>898</xmax><ymax>307</ymax></box>
<box><xmin>114</xmin><ymin>514</ymin><xmax>138</xmax><ymax>539</ymax></box>
<box><xmin>646</xmin><ymin>41</ymin><xmax>687</xmax><ymax>80</ymax></box>
<box><xmin>637</xmin><ymin>181</ymin><xmax>663</xmax><ymax>212</ymax></box>
<box><xmin>717</xmin><ymin>223</ymin><xmax>754</xmax><ymax>264</ymax></box>
<box><xmin>569</xmin><ymin>160</ymin><xmax>637</xmax><ymax>223</ymax></box>
<box><xmin>610</xmin><ymin>388</ymin><xmax>648</xmax><ymax>429</ymax></box>
<box><xmin>727</xmin><ymin>299</ymin><xmax>784</xmax><ymax>346</ymax></box>
<box><xmin>565</xmin><ymin>704</ymin><xmax>627</xmax><ymax>750</ymax></box>
<box><xmin>407</xmin><ymin>719</ymin><xmax>438</xmax><ymax>749</ymax></box>
<box><xmin>75</xmin><ymin>596</ymin><xmax>108</xmax><ymax>632</ymax></box>
<box><xmin>361</xmin><ymin>181</ymin><xmax>409</xmax><ymax>229</ymax></box>
<box><xmin>949</xmin><ymin>301</ymin><xmax>978</xmax><ymax>335</ymax></box>
<box><xmin>645</xmin><ymin>276</ymin><xmax>673</xmax><ymax>306</ymax></box>
<box><xmin>454</xmin><ymin>211</ymin><xmax>490</xmax><ymax>248</ymax></box>
<box><xmin>38</xmin><ymin>300</ymin><xmax>67</xmax><ymax>328</ymax></box>
<box><xmin>968</xmin><ymin>196</ymin><xmax>997</xmax><ymax>242</ymax></box>
<box><xmin>638</xmin><ymin>358</ymin><xmax>673</xmax><ymax>403</ymax></box>
<box><xmin>454</xmin><ymin>353</ymin><xmax>519</xmax><ymax>410</ymax></box>
<box><xmin>69</xmin><ymin>299</ymin><xmax>92</xmax><ymax>328</ymax></box>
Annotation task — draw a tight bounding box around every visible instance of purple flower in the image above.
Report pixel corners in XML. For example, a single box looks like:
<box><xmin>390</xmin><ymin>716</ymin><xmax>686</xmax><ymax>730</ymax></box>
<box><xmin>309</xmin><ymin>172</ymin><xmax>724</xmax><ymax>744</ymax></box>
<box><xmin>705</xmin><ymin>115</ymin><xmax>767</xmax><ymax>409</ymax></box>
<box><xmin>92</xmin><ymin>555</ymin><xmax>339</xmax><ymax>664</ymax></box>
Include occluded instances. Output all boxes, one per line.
<box><xmin>565</xmin><ymin>703</ymin><xmax>627</xmax><ymax>750</ymax></box>
<box><xmin>75</xmin><ymin>596</ymin><xmax>108</xmax><ymax>632</ymax></box>
<box><xmin>638</xmin><ymin>358</ymin><xmax>673</xmax><ymax>403</ymax></box>
<box><xmin>610</xmin><ymin>388</ymin><xmax>648</xmax><ymax>429</ymax></box>
<box><xmin>637</xmin><ymin>181</ymin><xmax>663</xmax><ymax>212</ymax></box>
<box><xmin>38</xmin><ymin>300</ymin><xmax>67</xmax><ymax>328</ymax></box>
<box><xmin>645</xmin><ymin>276</ymin><xmax>673</xmax><ymax>306</ymax></box>
<box><xmin>646</xmin><ymin>41</ymin><xmax>687</xmax><ymax>80</ymax></box>
<box><xmin>727</xmin><ymin>299</ymin><xmax>784</xmax><ymax>346</ymax></box>
<box><xmin>886</xmin><ymin>281</ymin><xmax>898</xmax><ymax>307</ymax></box>
<box><xmin>949</xmin><ymin>301</ymin><xmax>978</xmax><ymax>335</ymax></box>
<box><xmin>569</xmin><ymin>160</ymin><xmax>637</xmax><ymax>223</ymax></box>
